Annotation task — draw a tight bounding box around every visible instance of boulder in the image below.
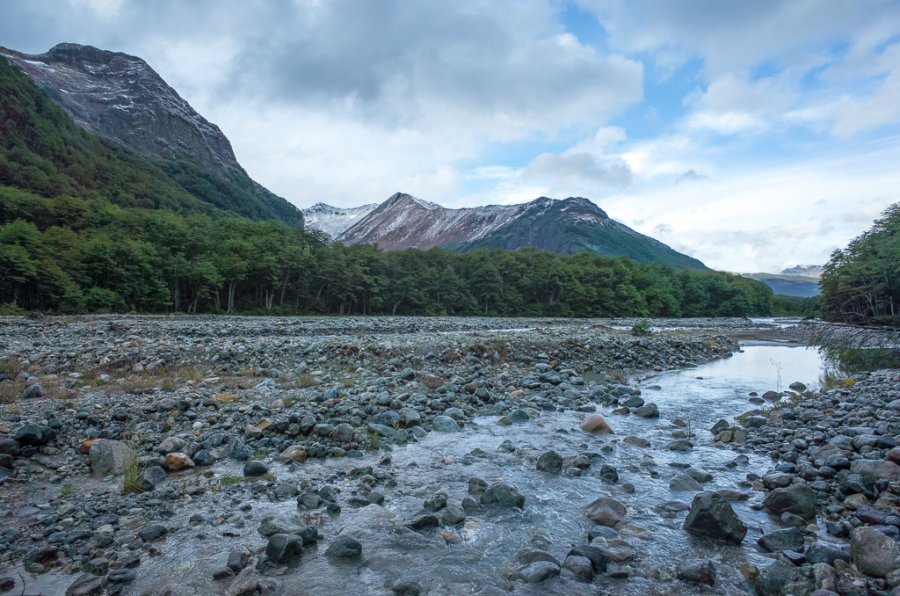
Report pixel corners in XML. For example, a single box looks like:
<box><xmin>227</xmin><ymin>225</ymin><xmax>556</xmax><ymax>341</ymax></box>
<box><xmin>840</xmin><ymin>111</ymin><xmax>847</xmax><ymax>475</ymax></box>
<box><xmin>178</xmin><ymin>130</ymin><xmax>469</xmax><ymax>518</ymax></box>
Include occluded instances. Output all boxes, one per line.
<box><xmin>579</xmin><ymin>414</ymin><xmax>613</xmax><ymax>434</ymax></box>
<box><xmin>633</xmin><ymin>403</ymin><xmax>659</xmax><ymax>418</ymax></box>
<box><xmin>851</xmin><ymin>526</ymin><xmax>900</xmax><ymax>578</ymax></box>
<box><xmin>683</xmin><ymin>491</ymin><xmax>746</xmax><ymax>544</ymax></box>
<box><xmin>265</xmin><ymin>533</ymin><xmax>302</xmax><ymax>564</ymax></box>
<box><xmin>762</xmin><ymin>484</ymin><xmax>817</xmax><ymax>520</ymax></box>
<box><xmin>243</xmin><ymin>460</ymin><xmax>268</xmax><ymax>476</ymax></box>
<box><xmin>432</xmin><ymin>415</ymin><xmax>460</xmax><ymax>432</ymax></box>
<box><xmin>676</xmin><ymin>560</ymin><xmax>715</xmax><ymax>586</ymax></box>
<box><xmin>14</xmin><ymin>423</ymin><xmax>55</xmax><ymax>446</ymax></box>
<box><xmin>536</xmin><ymin>450</ymin><xmax>562</xmax><ymax>474</ymax></box>
<box><xmin>89</xmin><ymin>440</ymin><xmax>131</xmax><ymax>476</ymax></box>
<box><xmin>325</xmin><ymin>535</ymin><xmax>362</xmax><ymax>559</ymax></box>
<box><xmin>275</xmin><ymin>444</ymin><xmax>308</xmax><ymax>464</ymax></box>
<box><xmin>754</xmin><ymin>556</ymin><xmax>810</xmax><ymax>596</ymax></box>
<box><xmin>163</xmin><ymin>452</ymin><xmax>195</xmax><ymax>472</ymax></box>
<box><xmin>584</xmin><ymin>497</ymin><xmax>627</xmax><ymax>527</ymax></box>
<box><xmin>757</xmin><ymin>527</ymin><xmax>805</xmax><ymax>553</ymax></box>
<box><xmin>480</xmin><ymin>483</ymin><xmax>525</xmax><ymax>509</ymax></box>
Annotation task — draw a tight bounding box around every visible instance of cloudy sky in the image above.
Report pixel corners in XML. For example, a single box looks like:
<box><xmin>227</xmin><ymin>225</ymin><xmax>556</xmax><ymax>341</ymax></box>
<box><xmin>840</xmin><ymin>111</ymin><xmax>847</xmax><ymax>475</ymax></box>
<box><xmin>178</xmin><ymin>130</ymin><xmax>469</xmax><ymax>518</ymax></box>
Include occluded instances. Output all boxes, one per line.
<box><xmin>2</xmin><ymin>0</ymin><xmax>899</xmax><ymax>272</ymax></box>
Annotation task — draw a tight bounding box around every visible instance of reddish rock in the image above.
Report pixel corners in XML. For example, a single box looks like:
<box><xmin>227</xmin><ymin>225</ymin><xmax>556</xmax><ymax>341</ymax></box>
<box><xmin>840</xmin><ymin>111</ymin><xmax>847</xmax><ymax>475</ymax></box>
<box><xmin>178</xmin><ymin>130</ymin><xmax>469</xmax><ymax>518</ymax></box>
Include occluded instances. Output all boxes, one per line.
<box><xmin>164</xmin><ymin>452</ymin><xmax>195</xmax><ymax>471</ymax></box>
<box><xmin>888</xmin><ymin>446</ymin><xmax>900</xmax><ymax>466</ymax></box>
<box><xmin>80</xmin><ymin>438</ymin><xmax>102</xmax><ymax>455</ymax></box>
<box><xmin>580</xmin><ymin>415</ymin><xmax>613</xmax><ymax>434</ymax></box>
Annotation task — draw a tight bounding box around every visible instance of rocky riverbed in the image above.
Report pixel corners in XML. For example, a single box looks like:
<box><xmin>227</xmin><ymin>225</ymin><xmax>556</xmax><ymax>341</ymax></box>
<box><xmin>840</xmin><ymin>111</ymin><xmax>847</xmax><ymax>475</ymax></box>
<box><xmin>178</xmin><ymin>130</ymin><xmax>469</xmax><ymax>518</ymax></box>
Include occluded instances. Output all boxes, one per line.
<box><xmin>0</xmin><ymin>315</ymin><xmax>896</xmax><ymax>595</ymax></box>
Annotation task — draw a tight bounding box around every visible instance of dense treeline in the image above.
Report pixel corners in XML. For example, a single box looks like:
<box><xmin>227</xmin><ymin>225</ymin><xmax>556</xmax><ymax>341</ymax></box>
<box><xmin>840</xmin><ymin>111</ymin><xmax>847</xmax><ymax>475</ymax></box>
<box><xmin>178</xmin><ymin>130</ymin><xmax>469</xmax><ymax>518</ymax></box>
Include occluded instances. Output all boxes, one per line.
<box><xmin>820</xmin><ymin>203</ymin><xmax>899</xmax><ymax>326</ymax></box>
<box><xmin>0</xmin><ymin>186</ymin><xmax>775</xmax><ymax>316</ymax></box>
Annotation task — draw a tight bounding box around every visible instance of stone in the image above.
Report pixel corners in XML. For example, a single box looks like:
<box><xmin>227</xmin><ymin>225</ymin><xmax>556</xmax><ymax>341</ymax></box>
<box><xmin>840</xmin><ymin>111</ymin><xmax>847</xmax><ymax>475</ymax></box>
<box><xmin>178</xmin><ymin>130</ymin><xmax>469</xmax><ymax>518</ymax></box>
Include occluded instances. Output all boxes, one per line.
<box><xmin>806</xmin><ymin>543</ymin><xmax>850</xmax><ymax>566</ymax></box>
<box><xmin>536</xmin><ymin>450</ymin><xmax>562</xmax><ymax>474</ymax></box>
<box><xmin>851</xmin><ymin>526</ymin><xmax>900</xmax><ymax>578</ymax></box>
<box><xmin>227</xmin><ymin>547</ymin><xmax>251</xmax><ymax>573</ymax></box>
<box><xmin>568</xmin><ymin>545</ymin><xmax>607</xmax><ymax>572</ymax></box>
<box><xmin>163</xmin><ymin>452</ymin><xmax>195</xmax><ymax>471</ymax></box>
<box><xmin>579</xmin><ymin>414</ymin><xmax>613</xmax><ymax>434</ymax></box>
<box><xmin>563</xmin><ymin>555</ymin><xmax>594</xmax><ymax>582</ymax></box>
<box><xmin>137</xmin><ymin>524</ymin><xmax>167</xmax><ymax>542</ymax></box>
<box><xmin>392</xmin><ymin>579</ymin><xmax>423</xmax><ymax>595</ymax></box>
<box><xmin>468</xmin><ymin>477</ymin><xmax>488</xmax><ymax>495</ymax></box>
<box><xmin>670</xmin><ymin>474</ymin><xmax>702</xmax><ymax>492</ymax></box>
<box><xmin>683</xmin><ymin>491</ymin><xmax>747</xmax><ymax>544</ymax></box>
<box><xmin>140</xmin><ymin>465</ymin><xmax>167</xmax><ymax>491</ymax></box>
<box><xmin>14</xmin><ymin>423</ymin><xmax>55</xmax><ymax>446</ymax></box>
<box><xmin>266</xmin><ymin>533</ymin><xmax>302</xmax><ymax>564</ymax></box>
<box><xmin>432</xmin><ymin>415</ymin><xmax>460</xmax><ymax>432</ymax></box>
<box><xmin>584</xmin><ymin>496</ymin><xmax>627</xmax><ymax>527</ymax></box>
<box><xmin>634</xmin><ymin>403</ymin><xmax>659</xmax><ymax>418</ymax></box>
<box><xmin>667</xmin><ymin>439</ymin><xmax>693</xmax><ymax>451</ymax></box>
<box><xmin>65</xmin><ymin>573</ymin><xmax>107</xmax><ymax>596</ymax></box>
<box><xmin>22</xmin><ymin>383</ymin><xmax>44</xmax><ymax>399</ymax></box>
<box><xmin>850</xmin><ymin>459</ymin><xmax>900</xmax><ymax>487</ymax></box>
<box><xmin>623</xmin><ymin>435</ymin><xmax>650</xmax><ymax>447</ymax></box>
<box><xmin>243</xmin><ymin>460</ymin><xmax>268</xmax><ymax>476</ymax></box>
<box><xmin>275</xmin><ymin>444</ymin><xmax>308</xmax><ymax>463</ymax></box>
<box><xmin>676</xmin><ymin>560</ymin><xmax>715</xmax><ymax>586</ymax></box>
<box><xmin>754</xmin><ymin>557</ymin><xmax>807</xmax><ymax>596</ymax></box>
<box><xmin>88</xmin><ymin>440</ymin><xmax>131</xmax><ymax>476</ymax></box>
<box><xmin>516</xmin><ymin>561</ymin><xmax>560</xmax><ymax>583</ymax></box>
<box><xmin>441</xmin><ymin>504</ymin><xmax>466</xmax><ymax>526</ymax></box>
<box><xmin>325</xmin><ymin>535</ymin><xmax>362</xmax><ymax>559</ymax></box>
<box><xmin>600</xmin><ymin>464</ymin><xmax>619</xmax><ymax>484</ymax></box>
<box><xmin>757</xmin><ymin>527</ymin><xmax>805</xmax><ymax>553</ymax></box>
<box><xmin>480</xmin><ymin>483</ymin><xmax>525</xmax><ymax>509</ymax></box>
<box><xmin>762</xmin><ymin>484</ymin><xmax>817</xmax><ymax>520</ymax></box>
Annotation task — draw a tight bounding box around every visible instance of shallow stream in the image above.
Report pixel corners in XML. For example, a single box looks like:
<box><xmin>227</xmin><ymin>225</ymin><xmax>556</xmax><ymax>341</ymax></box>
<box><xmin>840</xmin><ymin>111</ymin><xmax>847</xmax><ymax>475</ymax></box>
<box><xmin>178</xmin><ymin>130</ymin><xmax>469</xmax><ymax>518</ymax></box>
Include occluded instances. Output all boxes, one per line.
<box><xmin>113</xmin><ymin>343</ymin><xmax>829</xmax><ymax>595</ymax></box>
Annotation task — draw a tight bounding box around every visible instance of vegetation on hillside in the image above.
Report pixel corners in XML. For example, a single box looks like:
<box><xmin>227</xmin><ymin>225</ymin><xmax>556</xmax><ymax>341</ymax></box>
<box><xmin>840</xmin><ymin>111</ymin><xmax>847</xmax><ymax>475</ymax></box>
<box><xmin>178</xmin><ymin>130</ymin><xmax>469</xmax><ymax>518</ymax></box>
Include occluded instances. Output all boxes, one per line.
<box><xmin>0</xmin><ymin>53</ymin><xmax>780</xmax><ymax>318</ymax></box>
<box><xmin>820</xmin><ymin>203</ymin><xmax>899</xmax><ymax>326</ymax></box>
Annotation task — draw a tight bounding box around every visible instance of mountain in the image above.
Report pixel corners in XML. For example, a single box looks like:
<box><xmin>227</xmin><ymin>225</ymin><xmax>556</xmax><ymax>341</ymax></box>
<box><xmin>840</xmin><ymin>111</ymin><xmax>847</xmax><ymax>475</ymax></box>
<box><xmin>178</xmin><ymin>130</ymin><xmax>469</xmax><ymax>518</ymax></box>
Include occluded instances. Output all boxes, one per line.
<box><xmin>338</xmin><ymin>193</ymin><xmax>707</xmax><ymax>269</ymax></box>
<box><xmin>744</xmin><ymin>273</ymin><xmax>820</xmax><ymax>297</ymax></box>
<box><xmin>781</xmin><ymin>265</ymin><xmax>823</xmax><ymax>278</ymax></box>
<box><xmin>302</xmin><ymin>202</ymin><xmax>378</xmax><ymax>238</ymax></box>
<box><xmin>0</xmin><ymin>43</ymin><xmax>302</xmax><ymax>226</ymax></box>
<box><xmin>338</xmin><ymin>192</ymin><xmax>525</xmax><ymax>250</ymax></box>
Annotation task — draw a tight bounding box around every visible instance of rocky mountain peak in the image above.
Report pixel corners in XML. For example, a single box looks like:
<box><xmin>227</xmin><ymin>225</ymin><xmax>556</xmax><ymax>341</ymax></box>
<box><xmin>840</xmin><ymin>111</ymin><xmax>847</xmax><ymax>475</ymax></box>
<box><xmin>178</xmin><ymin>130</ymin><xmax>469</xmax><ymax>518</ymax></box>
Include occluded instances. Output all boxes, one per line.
<box><xmin>0</xmin><ymin>42</ymin><xmax>240</xmax><ymax>178</ymax></box>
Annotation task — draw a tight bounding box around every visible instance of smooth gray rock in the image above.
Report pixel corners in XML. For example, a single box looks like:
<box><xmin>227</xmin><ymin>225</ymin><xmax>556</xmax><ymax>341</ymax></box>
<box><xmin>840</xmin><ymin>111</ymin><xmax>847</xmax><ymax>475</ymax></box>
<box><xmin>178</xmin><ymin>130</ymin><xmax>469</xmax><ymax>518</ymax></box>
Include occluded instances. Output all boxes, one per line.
<box><xmin>432</xmin><ymin>415</ymin><xmax>460</xmax><ymax>432</ymax></box>
<box><xmin>325</xmin><ymin>535</ymin><xmax>362</xmax><ymax>559</ymax></box>
<box><xmin>480</xmin><ymin>483</ymin><xmax>525</xmax><ymax>509</ymax></box>
<box><xmin>584</xmin><ymin>497</ymin><xmax>626</xmax><ymax>527</ymax></box>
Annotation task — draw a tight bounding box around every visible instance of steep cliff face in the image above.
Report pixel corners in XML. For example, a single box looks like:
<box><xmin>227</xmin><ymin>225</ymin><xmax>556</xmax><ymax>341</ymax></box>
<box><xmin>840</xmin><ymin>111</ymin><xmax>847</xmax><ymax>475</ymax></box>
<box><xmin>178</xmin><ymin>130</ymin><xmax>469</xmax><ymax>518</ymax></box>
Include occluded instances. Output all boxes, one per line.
<box><xmin>0</xmin><ymin>43</ymin><xmax>302</xmax><ymax>226</ymax></box>
<box><xmin>337</xmin><ymin>193</ymin><xmax>708</xmax><ymax>269</ymax></box>
<box><xmin>1</xmin><ymin>43</ymin><xmax>236</xmax><ymax>175</ymax></box>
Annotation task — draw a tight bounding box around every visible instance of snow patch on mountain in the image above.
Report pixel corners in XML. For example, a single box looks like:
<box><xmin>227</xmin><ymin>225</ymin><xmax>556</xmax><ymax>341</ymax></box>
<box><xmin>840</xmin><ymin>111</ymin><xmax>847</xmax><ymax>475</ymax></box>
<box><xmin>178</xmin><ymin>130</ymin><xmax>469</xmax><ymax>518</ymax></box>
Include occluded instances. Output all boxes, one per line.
<box><xmin>302</xmin><ymin>203</ymin><xmax>379</xmax><ymax>238</ymax></box>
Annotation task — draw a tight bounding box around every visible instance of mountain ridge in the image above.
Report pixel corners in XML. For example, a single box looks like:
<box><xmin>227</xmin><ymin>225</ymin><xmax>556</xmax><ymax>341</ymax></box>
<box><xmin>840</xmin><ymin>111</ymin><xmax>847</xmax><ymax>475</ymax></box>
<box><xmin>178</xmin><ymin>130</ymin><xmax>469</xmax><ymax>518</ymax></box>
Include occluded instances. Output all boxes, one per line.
<box><xmin>335</xmin><ymin>192</ymin><xmax>707</xmax><ymax>269</ymax></box>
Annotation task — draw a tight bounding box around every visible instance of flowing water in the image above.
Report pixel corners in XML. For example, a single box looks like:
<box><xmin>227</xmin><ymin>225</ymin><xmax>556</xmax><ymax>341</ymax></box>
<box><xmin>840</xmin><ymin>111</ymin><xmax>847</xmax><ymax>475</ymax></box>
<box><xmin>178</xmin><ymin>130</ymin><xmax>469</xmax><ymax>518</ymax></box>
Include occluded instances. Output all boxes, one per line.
<box><xmin>116</xmin><ymin>344</ymin><xmax>827</xmax><ymax>594</ymax></box>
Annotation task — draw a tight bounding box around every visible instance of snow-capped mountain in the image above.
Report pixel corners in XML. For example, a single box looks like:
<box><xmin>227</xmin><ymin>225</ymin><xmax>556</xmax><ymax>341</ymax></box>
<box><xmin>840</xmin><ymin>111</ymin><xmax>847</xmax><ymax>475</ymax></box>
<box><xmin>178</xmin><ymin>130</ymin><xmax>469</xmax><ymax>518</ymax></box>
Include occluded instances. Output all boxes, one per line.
<box><xmin>338</xmin><ymin>193</ymin><xmax>707</xmax><ymax>269</ymax></box>
<box><xmin>337</xmin><ymin>193</ymin><xmax>528</xmax><ymax>250</ymax></box>
<box><xmin>302</xmin><ymin>202</ymin><xmax>379</xmax><ymax>238</ymax></box>
<box><xmin>0</xmin><ymin>43</ymin><xmax>302</xmax><ymax>226</ymax></box>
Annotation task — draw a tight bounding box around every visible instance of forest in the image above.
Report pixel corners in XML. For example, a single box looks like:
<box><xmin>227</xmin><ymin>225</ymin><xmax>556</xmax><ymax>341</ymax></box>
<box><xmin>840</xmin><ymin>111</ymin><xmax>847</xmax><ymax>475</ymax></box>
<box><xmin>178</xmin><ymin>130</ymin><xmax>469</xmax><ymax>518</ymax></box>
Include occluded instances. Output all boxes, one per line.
<box><xmin>820</xmin><ymin>203</ymin><xmax>900</xmax><ymax>326</ymax></box>
<box><xmin>0</xmin><ymin>186</ymin><xmax>777</xmax><ymax>317</ymax></box>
